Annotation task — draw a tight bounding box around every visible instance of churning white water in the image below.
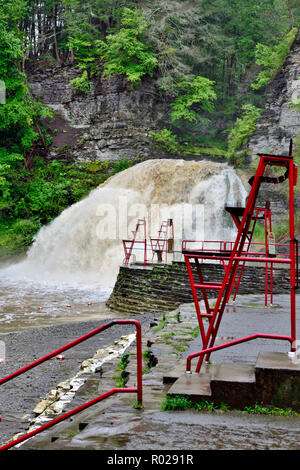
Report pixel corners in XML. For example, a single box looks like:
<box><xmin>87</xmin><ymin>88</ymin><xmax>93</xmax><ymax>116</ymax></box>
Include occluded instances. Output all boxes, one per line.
<box><xmin>1</xmin><ymin>160</ymin><xmax>247</xmax><ymax>291</ymax></box>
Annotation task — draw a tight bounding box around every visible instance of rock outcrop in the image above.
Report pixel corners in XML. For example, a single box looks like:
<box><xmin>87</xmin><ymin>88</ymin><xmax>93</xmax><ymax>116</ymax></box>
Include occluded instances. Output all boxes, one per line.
<box><xmin>28</xmin><ymin>64</ymin><xmax>168</xmax><ymax>162</ymax></box>
<box><xmin>248</xmin><ymin>29</ymin><xmax>300</xmax><ymax>157</ymax></box>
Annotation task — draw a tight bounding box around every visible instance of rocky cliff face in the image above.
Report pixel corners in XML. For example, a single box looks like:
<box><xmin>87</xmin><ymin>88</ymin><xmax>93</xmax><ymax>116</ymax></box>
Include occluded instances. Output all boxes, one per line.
<box><xmin>248</xmin><ymin>29</ymin><xmax>300</xmax><ymax>157</ymax></box>
<box><xmin>29</xmin><ymin>64</ymin><xmax>168</xmax><ymax>162</ymax></box>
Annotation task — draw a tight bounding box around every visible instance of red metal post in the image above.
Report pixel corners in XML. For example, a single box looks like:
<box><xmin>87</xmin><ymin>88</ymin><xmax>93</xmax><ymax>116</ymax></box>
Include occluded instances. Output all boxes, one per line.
<box><xmin>289</xmin><ymin>159</ymin><xmax>296</xmax><ymax>350</ymax></box>
<box><xmin>196</xmin><ymin>158</ymin><xmax>267</xmax><ymax>370</ymax></box>
<box><xmin>184</xmin><ymin>255</ymin><xmax>206</xmax><ymax>344</ymax></box>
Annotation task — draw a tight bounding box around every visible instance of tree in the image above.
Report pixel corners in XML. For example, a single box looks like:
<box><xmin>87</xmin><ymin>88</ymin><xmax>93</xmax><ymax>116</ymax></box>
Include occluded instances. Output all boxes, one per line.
<box><xmin>95</xmin><ymin>8</ymin><xmax>157</xmax><ymax>87</ymax></box>
<box><xmin>0</xmin><ymin>0</ymin><xmax>52</xmax><ymax>168</ymax></box>
<box><xmin>170</xmin><ymin>75</ymin><xmax>216</xmax><ymax>124</ymax></box>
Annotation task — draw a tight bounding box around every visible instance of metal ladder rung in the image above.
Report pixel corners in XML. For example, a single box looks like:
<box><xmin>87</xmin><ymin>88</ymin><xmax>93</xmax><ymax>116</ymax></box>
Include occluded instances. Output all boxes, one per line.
<box><xmin>194</xmin><ymin>283</ymin><xmax>227</xmax><ymax>290</ymax></box>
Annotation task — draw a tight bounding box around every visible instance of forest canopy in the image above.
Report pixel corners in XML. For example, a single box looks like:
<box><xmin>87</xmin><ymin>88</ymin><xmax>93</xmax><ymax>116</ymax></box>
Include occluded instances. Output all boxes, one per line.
<box><xmin>0</xmin><ymin>0</ymin><xmax>299</xmax><ymax>152</ymax></box>
<box><xmin>0</xmin><ymin>0</ymin><xmax>299</xmax><ymax>254</ymax></box>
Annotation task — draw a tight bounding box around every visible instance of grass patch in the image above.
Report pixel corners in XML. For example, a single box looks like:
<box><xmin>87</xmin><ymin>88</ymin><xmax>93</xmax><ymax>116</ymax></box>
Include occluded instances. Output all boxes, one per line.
<box><xmin>167</xmin><ymin>343</ymin><xmax>186</xmax><ymax>352</ymax></box>
<box><xmin>153</xmin><ymin>313</ymin><xmax>168</xmax><ymax>333</ymax></box>
<box><xmin>161</xmin><ymin>395</ymin><xmax>228</xmax><ymax>413</ymax></box>
<box><xmin>185</xmin><ymin>326</ymin><xmax>200</xmax><ymax>338</ymax></box>
<box><xmin>131</xmin><ymin>399</ymin><xmax>144</xmax><ymax>409</ymax></box>
<box><xmin>142</xmin><ymin>348</ymin><xmax>158</xmax><ymax>374</ymax></box>
<box><xmin>162</xmin><ymin>396</ymin><xmax>299</xmax><ymax>416</ymax></box>
<box><xmin>153</xmin><ymin>311</ymin><xmax>181</xmax><ymax>334</ymax></box>
<box><xmin>162</xmin><ymin>332</ymin><xmax>176</xmax><ymax>340</ymax></box>
<box><xmin>117</xmin><ymin>352</ymin><xmax>131</xmax><ymax>371</ymax></box>
<box><xmin>114</xmin><ymin>352</ymin><xmax>131</xmax><ymax>387</ymax></box>
<box><xmin>243</xmin><ymin>403</ymin><xmax>299</xmax><ymax>417</ymax></box>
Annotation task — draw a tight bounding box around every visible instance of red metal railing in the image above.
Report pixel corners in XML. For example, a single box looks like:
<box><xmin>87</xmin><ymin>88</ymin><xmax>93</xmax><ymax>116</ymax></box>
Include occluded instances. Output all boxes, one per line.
<box><xmin>186</xmin><ymin>333</ymin><xmax>294</xmax><ymax>372</ymax></box>
<box><xmin>0</xmin><ymin>319</ymin><xmax>142</xmax><ymax>451</ymax></box>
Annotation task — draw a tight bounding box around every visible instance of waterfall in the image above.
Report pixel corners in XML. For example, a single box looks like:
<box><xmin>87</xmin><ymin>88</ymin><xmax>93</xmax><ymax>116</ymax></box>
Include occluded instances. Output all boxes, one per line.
<box><xmin>2</xmin><ymin>160</ymin><xmax>247</xmax><ymax>289</ymax></box>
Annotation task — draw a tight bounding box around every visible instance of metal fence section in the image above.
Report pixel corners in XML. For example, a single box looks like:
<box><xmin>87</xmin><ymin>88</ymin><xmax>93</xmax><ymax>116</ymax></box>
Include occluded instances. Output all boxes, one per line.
<box><xmin>0</xmin><ymin>319</ymin><xmax>143</xmax><ymax>451</ymax></box>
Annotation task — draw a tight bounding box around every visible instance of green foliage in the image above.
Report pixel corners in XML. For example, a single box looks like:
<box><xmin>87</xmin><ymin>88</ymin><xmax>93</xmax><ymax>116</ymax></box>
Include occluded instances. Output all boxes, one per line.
<box><xmin>226</xmin><ymin>104</ymin><xmax>263</xmax><ymax>165</ymax></box>
<box><xmin>70</xmin><ymin>70</ymin><xmax>93</xmax><ymax>94</ymax></box>
<box><xmin>95</xmin><ymin>8</ymin><xmax>157</xmax><ymax>87</ymax></box>
<box><xmin>110</xmin><ymin>158</ymin><xmax>133</xmax><ymax>174</ymax></box>
<box><xmin>67</xmin><ymin>7</ymin><xmax>157</xmax><ymax>91</ymax></box>
<box><xmin>150</xmin><ymin>128</ymin><xmax>227</xmax><ymax>159</ymax></box>
<box><xmin>5</xmin><ymin>0</ymin><xmax>298</xmax><ymax>152</ymax></box>
<box><xmin>170</xmin><ymin>75</ymin><xmax>216</xmax><ymax>124</ymax></box>
<box><xmin>252</xmin><ymin>27</ymin><xmax>298</xmax><ymax>90</ymax></box>
<box><xmin>150</xmin><ymin>129</ymin><xmax>181</xmax><ymax>155</ymax></box>
<box><xmin>243</xmin><ymin>403</ymin><xmax>299</xmax><ymax>416</ymax></box>
<box><xmin>162</xmin><ymin>396</ymin><xmax>299</xmax><ymax>415</ymax></box>
<box><xmin>0</xmin><ymin>0</ymin><xmax>53</xmax><ymax>186</ymax></box>
<box><xmin>117</xmin><ymin>352</ymin><xmax>130</xmax><ymax>371</ymax></box>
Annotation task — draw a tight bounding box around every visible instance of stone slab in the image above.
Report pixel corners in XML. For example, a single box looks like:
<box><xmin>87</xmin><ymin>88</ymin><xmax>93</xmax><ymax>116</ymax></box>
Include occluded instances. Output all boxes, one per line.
<box><xmin>167</xmin><ymin>373</ymin><xmax>212</xmax><ymax>398</ymax></box>
<box><xmin>163</xmin><ymin>361</ymin><xmax>187</xmax><ymax>384</ymax></box>
<box><xmin>255</xmin><ymin>351</ymin><xmax>300</xmax><ymax>371</ymax></box>
<box><xmin>202</xmin><ymin>363</ymin><xmax>256</xmax><ymax>383</ymax></box>
<box><xmin>164</xmin><ymin>361</ymin><xmax>256</xmax><ymax>384</ymax></box>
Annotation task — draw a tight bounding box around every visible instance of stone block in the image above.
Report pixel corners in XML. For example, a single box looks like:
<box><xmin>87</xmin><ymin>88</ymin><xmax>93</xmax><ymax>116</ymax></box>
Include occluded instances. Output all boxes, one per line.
<box><xmin>255</xmin><ymin>351</ymin><xmax>300</xmax><ymax>411</ymax></box>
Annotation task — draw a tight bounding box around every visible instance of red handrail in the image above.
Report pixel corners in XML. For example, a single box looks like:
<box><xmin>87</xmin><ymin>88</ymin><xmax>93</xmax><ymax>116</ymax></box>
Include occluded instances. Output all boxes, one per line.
<box><xmin>186</xmin><ymin>333</ymin><xmax>294</xmax><ymax>373</ymax></box>
<box><xmin>0</xmin><ymin>319</ymin><xmax>142</xmax><ymax>451</ymax></box>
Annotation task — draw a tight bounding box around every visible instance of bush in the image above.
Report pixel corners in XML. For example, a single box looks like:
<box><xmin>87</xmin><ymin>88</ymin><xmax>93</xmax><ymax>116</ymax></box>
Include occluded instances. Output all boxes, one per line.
<box><xmin>226</xmin><ymin>104</ymin><xmax>262</xmax><ymax>166</ymax></box>
<box><xmin>252</xmin><ymin>28</ymin><xmax>298</xmax><ymax>90</ymax></box>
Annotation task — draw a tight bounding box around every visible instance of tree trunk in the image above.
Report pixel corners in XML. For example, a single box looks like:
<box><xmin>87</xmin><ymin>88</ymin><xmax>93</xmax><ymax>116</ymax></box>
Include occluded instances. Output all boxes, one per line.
<box><xmin>53</xmin><ymin>2</ymin><xmax>60</xmax><ymax>63</ymax></box>
<box><xmin>285</xmin><ymin>0</ymin><xmax>294</xmax><ymax>29</ymax></box>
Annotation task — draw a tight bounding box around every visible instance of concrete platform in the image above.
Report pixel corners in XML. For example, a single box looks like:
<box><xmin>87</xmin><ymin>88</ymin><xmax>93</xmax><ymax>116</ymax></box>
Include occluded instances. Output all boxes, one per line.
<box><xmin>256</xmin><ymin>351</ymin><xmax>300</xmax><ymax>371</ymax></box>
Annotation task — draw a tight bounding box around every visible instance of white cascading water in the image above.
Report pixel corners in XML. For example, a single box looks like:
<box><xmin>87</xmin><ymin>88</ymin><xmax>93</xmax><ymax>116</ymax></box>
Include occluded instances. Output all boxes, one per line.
<box><xmin>1</xmin><ymin>159</ymin><xmax>247</xmax><ymax>291</ymax></box>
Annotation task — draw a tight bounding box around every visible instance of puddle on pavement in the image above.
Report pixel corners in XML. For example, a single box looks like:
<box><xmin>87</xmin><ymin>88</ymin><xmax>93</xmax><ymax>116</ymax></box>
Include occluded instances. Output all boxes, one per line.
<box><xmin>51</xmin><ymin>411</ymin><xmax>300</xmax><ymax>450</ymax></box>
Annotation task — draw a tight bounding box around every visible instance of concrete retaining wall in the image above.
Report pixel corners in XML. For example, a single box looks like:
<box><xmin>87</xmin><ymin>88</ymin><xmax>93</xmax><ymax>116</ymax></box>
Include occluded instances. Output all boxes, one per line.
<box><xmin>107</xmin><ymin>261</ymin><xmax>291</xmax><ymax>314</ymax></box>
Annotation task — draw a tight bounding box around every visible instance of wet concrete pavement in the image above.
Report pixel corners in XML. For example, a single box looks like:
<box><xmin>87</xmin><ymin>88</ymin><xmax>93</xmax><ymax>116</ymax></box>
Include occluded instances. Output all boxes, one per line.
<box><xmin>1</xmin><ymin>293</ymin><xmax>300</xmax><ymax>451</ymax></box>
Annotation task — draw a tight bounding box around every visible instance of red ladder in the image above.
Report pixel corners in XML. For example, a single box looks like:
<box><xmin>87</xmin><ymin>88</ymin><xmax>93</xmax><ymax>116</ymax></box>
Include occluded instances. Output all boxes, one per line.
<box><xmin>150</xmin><ymin>219</ymin><xmax>174</xmax><ymax>264</ymax></box>
<box><xmin>183</xmin><ymin>142</ymin><xmax>298</xmax><ymax>373</ymax></box>
<box><xmin>123</xmin><ymin>217</ymin><xmax>147</xmax><ymax>266</ymax></box>
<box><xmin>223</xmin><ymin>202</ymin><xmax>273</xmax><ymax>306</ymax></box>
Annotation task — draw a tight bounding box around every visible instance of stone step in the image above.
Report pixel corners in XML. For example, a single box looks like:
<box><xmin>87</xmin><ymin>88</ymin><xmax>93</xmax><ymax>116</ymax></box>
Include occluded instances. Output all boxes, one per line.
<box><xmin>163</xmin><ymin>360</ymin><xmax>187</xmax><ymax>384</ymax></box>
<box><xmin>255</xmin><ymin>351</ymin><xmax>300</xmax><ymax>411</ymax></box>
<box><xmin>167</xmin><ymin>372</ymin><xmax>212</xmax><ymax>399</ymax></box>
<box><xmin>166</xmin><ymin>353</ymin><xmax>300</xmax><ymax>410</ymax></box>
<box><xmin>167</xmin><ymin>363</ymin><xmax>256</xmax><ymax>408</ymax></box>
